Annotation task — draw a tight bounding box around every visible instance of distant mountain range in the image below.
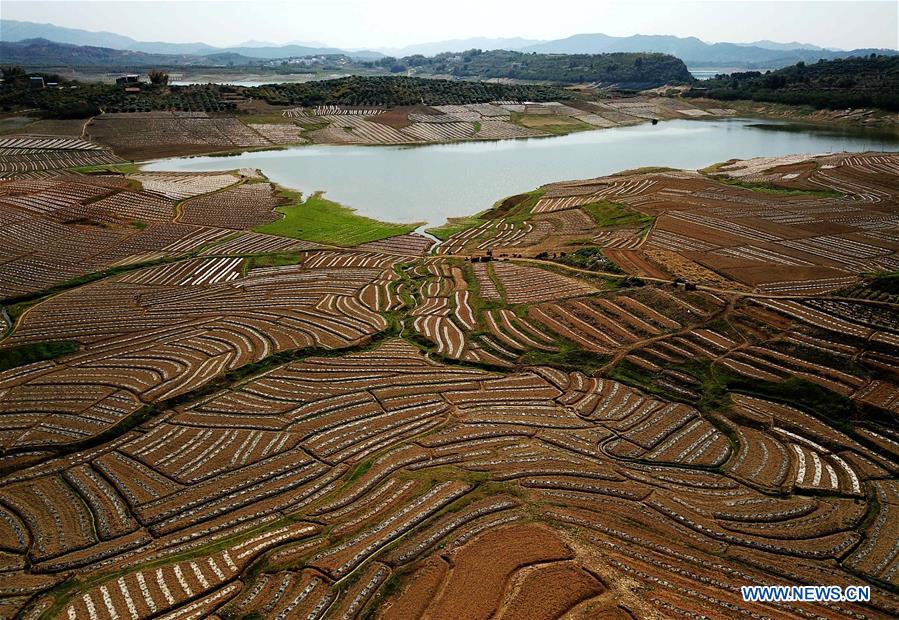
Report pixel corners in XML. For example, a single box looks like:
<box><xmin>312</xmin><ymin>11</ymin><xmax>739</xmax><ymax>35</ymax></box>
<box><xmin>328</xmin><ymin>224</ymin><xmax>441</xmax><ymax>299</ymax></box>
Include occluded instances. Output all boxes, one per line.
<box><xmin>0</xmin><ymin>39</ymin><xmax>262</xmax><ymax>67</ymax></box>
<box><xmin>372</xmin><ymin>38</ymin><xmax>544</xmax><ymax>58</ymax></box>
<box><xmin>513</xmin><ymin>34</ymin><xmax>890</xmax><ymax>68</ymax></box>
<box><xmin>737</xmin><ymin>40</ymin><xmax>828</xmax><ymax>52</ymax></box>
<box><xmin>373</xmin><ymin>36</ymin><xmax>834</xmax><ymax>59</ymax></box>
<box><xmin>0</xmin><ymin>20</ymin><xmax>384</xmax><ymax>60</ymax></box>
<box><xmin>1</xmin><ymin>19</ymin><xmax>895</xmax><ymax>70</ymax></box>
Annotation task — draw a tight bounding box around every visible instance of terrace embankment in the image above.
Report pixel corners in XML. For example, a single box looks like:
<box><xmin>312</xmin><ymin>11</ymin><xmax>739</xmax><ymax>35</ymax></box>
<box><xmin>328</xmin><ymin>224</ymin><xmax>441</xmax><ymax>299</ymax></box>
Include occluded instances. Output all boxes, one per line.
<box><xmin>691</xmin><ymin>96</ymin><xmax>899</xmax><ymax>130</ymax></box>
<box><xmin>73</xmin><ymin>96</ymin><xmax>735</xmax><ymax>160</ymax></box>
<box><xmin>0</xmin><ymin>152</ymin><xmax>898</xmax><ymax>620</ymax></box>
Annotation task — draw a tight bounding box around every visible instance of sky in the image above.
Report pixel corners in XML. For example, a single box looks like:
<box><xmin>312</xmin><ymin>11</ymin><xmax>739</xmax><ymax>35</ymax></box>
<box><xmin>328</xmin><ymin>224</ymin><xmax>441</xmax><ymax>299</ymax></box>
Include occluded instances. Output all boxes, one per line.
<box><xmin>2</xmin><ymin>0</ymin><xmax>897</xmax><ymax>50</ymax></box>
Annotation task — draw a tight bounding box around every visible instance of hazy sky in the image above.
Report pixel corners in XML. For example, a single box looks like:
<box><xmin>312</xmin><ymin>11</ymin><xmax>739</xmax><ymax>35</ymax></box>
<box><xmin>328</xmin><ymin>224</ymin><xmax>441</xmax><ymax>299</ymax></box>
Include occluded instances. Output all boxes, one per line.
<box><xmin>3</xmin><ymin>0</ymin><xmax>897</xmax><ymax>50</ymax></box>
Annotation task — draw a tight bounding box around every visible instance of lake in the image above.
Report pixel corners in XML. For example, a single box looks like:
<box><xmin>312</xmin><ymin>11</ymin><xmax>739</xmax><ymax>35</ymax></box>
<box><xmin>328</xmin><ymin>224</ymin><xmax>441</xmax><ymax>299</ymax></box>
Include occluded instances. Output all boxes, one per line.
<box><xmin>143</xmin><ymin>118</ymin><xmax>899</xmax><ymax>227</ymax></box>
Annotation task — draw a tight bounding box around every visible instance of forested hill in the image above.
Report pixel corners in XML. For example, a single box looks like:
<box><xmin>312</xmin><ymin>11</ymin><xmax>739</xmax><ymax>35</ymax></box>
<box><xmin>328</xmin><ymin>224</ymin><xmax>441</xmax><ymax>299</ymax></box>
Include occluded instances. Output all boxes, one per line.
<box><xmin>242</xmin><ymin>76</ymin><xmax>575</xmax><ymax>106</ymax></box>
<box><xmin>0</xmin><ymin>73</ymin><xmax>575</xmax><ymax>117</ymax></box>
<box><xmin>371</xmin><ymin>50</ymin><xmax>694</xmax><ymax>88</ymax></box>
<box><xmin>685</xmin><ymin>55</ymin><xmax>899</xmax><ymax>111</ymax></box>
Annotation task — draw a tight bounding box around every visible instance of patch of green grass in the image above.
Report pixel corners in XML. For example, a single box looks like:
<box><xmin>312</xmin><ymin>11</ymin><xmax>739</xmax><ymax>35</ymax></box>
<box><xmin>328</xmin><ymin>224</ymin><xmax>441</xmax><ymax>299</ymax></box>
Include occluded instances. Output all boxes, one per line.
<box><xmin>510</xmin><ymin>112</ymin><xmax>593</xmax><ymax>135</ymax></box>
<box><xmin>489</xmin><ymin>189</ymin><xmax>544</xmax><ymax>223</ymax></box>
<box><xmin>254</xmin><ymin>189</ymin><xmax>420</xmax><ymax>247</ymax></box>
<box><xmin>521</xmin><ymin>344</ymin><xmax>608</xmax><ymax>373</ymax></box>
<box><xmin>129</xmin><ymin>220</ymin><xmax>148</xmax><ymax>230</ymax></box>
<box><xmin>484</xmin><ymin>262</ymin><xmax>507</xmax><ymax>303</ymax></box>
<box><xmin>581</xmin><ymin>200</ymin><xmax>653</xmax><ymax>228</ymax></box>
<box><xmin>427</xmin><ymin>215</ymin><xmax>483</xmax><ymax>241</ymax></box>
<box><xmin>460</xmin><ymin>263</ymin><xmax>504</xmax><ymax>314</ymax></box>
<box><xmin>709</xmin><ymin>175</ymin><xmax>842</xmax><ymax>198</ymax></box>
<box><xmin>699</xmin><ymin>161</ymin><xmax>729</xmax><ymax>174</ymax></box>
<box><xmin>0</xmin><ymin>341</ymin><xmax>80</xmax><ymax>372</ymax></box>
<box><xmin>344</xmin><ymin>459</ymin><xmax>374</xmax><ymax>486</ymax></box>
<box><xmin>299</xmin><ymin>120</ymin><xmax>329</xmax><ymax>138</ymax></box>
<box><xmin>612</xmin><ymin>166</ymin><xmax>679</xmax><ymax>176</ymax></box>
<box><xmin>551</xmin><ymin>247</ymin><xmax>623</xmax><ymax>273</ymax></box>
<box><xmin>426</xmin><ymin>189</ymin><xmax>544</xmax><ymax>242</ymax></box>
<box><xmin>246</xmin><ymin>252</ymin><xmax>304</xmax><ymax>269</ymax></box>
<box><xmin>71</xmin><ymin>163</ymin><xmax>141</xmax><ymax>174</ymax></box>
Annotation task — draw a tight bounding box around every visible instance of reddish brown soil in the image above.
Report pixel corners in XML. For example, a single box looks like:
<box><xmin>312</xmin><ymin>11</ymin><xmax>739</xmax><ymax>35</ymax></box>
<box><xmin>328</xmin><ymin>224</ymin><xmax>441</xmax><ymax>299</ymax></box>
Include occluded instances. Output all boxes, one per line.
<box><xmin>369</xmin><ymin>105</ymin><xmax>438</xmax><ymax>129</ymax></box>
<box><xmin>425</xmin><ymin>523</ymin><xmax>574</xmax><ymax>619</ymax></box>
<box><xmin>377</xmin><ymin>559</ymin><xmax>448</xmax><ymax>620</ymax></box>
<box><xmin>495</xmin><ymin>561</ymin><xmax>605</xmax><ymax>620</ymax></box>
<box><xmin>604</xmin><ymin>248</ymin><xmax>671</xmax><ymax>279</ymax></box>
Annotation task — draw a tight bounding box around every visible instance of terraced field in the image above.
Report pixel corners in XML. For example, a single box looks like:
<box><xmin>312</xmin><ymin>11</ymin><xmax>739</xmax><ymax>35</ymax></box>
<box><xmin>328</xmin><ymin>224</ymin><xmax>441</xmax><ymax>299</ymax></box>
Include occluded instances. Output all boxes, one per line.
<box><xmin>0</xmin><ymin>151</ymin><xmax>897</xmax><ymax>620</ymax></box>
<box><xmin>0</xmin><ymin>97</ymin><xmax>733</xmax><ymax>161</ymax></box>
<box><xmin>291</xmin><ymin>97</ymin><xmax>730</xmax><ymax>147</ymax></box>
<box><xmin>0</xmin><ymin>136</ymin><xmax>124</xmax><ymax>178</ymax></box>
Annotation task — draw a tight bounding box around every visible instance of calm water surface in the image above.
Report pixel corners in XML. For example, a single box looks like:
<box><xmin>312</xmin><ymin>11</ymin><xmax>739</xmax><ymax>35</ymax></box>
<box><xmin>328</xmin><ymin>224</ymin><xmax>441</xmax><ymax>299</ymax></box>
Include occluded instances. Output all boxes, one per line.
<box><xmin>143</xmin><ymin>118</ymin><xmax>899</xmax><ymax>227</ymax></box>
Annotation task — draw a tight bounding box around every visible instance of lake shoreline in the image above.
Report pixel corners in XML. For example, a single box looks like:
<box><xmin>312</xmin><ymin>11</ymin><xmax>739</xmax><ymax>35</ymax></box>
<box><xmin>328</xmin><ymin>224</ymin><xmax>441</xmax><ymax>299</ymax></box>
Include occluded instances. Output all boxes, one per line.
<box><xmin>142</xmin><ymin>117</ymin><xmax>899</xmax><ymax>229</ymax></box>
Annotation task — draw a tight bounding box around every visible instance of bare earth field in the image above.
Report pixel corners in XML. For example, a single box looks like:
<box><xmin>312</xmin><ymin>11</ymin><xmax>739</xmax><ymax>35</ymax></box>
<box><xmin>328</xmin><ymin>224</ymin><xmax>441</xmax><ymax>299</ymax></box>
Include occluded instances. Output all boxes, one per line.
<box><xmin>0</xmin><ymin>148</ymin><xmax>897</xmax><ymax>619</ymax></box>
<box><xmin>61</xmin><ymin>96</ymin><xmax>733</xmax><ymax>160</ymax></box>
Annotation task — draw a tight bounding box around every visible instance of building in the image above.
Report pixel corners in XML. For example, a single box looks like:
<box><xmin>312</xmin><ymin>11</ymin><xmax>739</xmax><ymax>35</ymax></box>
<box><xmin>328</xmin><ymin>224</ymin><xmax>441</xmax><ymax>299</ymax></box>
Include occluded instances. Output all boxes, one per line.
<box><xmin>115</xmin><ymin>74</ymin><xmax>141</xmax><ymax>87</ymax></box>
<box><xmin>29</xmin><ymin>76</ymin><xmax>45</xmax><ymax>89</ymax></box>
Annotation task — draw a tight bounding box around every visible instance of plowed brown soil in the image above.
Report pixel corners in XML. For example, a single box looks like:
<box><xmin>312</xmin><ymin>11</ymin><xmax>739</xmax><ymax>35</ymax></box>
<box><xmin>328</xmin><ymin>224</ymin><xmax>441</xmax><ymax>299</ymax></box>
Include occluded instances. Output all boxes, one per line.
<box><xmin>431</xmin><ymin>523</ymin><xmax>572</xmax><ymax>618</ymax></box>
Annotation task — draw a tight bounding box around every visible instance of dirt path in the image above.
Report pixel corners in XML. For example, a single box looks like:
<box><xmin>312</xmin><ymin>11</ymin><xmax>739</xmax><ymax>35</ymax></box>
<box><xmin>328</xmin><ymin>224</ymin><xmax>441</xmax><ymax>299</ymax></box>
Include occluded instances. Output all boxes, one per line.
<box><xmin>595</xmin><ymin>292</ymin><xmax>736</xmax><ymax>374</ymax></box>
<box><xmin>80</xmin><ymin>115</ymin><xmax>96</xmax><ymax>140</ymax></box>
<box><xmin>172</xmin><ymin>177</ymin><xmax>246</xmax><ymax>224</ymax></box>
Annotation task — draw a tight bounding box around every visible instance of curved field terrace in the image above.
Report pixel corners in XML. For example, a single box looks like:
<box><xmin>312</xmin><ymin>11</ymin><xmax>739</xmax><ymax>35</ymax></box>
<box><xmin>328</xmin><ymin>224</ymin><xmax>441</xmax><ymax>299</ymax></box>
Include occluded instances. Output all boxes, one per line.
<box><xmin>0</xmin><ymin>128</ymin><xmax>898</xmax><ymax>620</ymax></box>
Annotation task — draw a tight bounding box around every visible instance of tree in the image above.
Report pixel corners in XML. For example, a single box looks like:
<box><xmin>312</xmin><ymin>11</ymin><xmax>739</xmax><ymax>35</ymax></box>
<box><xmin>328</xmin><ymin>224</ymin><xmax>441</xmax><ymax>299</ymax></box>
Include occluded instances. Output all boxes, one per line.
<box><xmin>1</xmin><ymin>65</ymin><xmax>28</xmax><ymax>88</ymax></box>
<box><xmin>148</xmin><ymin>69</ymin><xmax>169</xmax><ymax>86</ymax></box>
<box><xmin>1</xmin><ymin>65</ymin><xmax>27</xmax><ymax>80</ymax></box>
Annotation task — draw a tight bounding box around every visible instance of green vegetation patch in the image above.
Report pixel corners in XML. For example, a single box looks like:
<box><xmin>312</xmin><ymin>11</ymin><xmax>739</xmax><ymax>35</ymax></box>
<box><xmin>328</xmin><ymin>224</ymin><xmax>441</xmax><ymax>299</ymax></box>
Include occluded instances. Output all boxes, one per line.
<box><xmin>343</xmin><ymin>459</ymin><xmax>374</xmax><ymax>486</ymax></box>
<box><xmin>246</xmin><ymin>252</ymin><xmax>304</xmax><ymax>269</ymax></box>
<box><xmin>71</xmin><ymin>163</ymin><xmax>141</xmax><ymax>175</ymax></box>
<box><xmin>609</xmin><ymin>356</ymin><xmax>861</xmax><ymax>431</ymax></box>
<box><xmin>551</xmin><ymin>247</ymin><xmax>623</xmax><ymax>273</ymax></box>
<box><xmin>709</xmin><ymin>175</ymin><xmax>842</xmax><ymax>197</ymax></box>
<box><xmin>0</xmin><ymin>341</ymin><xmax>80</xmax><ymax>372</ymax></box>
<box><xmin>581</xmin><ymin>200</ymin><xmax>653</xmax><ymax>228</ymax></box>
<box><xmin>612</xmin><ymin>166</ymin><xmax>679</xmax><ymax>176</ymax></box>
<box><xmin>510</xmin><ymin>112</ymin><xmax>593</xmax><ymax>135</ymax></box>
<box><xmin>838</xmin><ymin>271</ymin><xmax>899</xmax><ymax>304</ymax></box>
<box><xmin>255</xmin><ymin>189</ymin><xmax>419</xmax><ymax>247</ymax></box>
<box><xmin>426</xmin><ymin>189</ymin><xmax>543</xmax><ymax>243</ymax></box>
<box><xmin>867</xmin><ymin>271</ymin><xmax>899</xmax><ymax>295</ymax></box>
<box><xmin>521</xmin><ymin>344</ymin><xmax>609</xmax><ymax>374</ymax></box>
<box><xmin>427</xmin><ymin>215</ymin><xmax>483</xmax><ymax>241</ymax></box>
